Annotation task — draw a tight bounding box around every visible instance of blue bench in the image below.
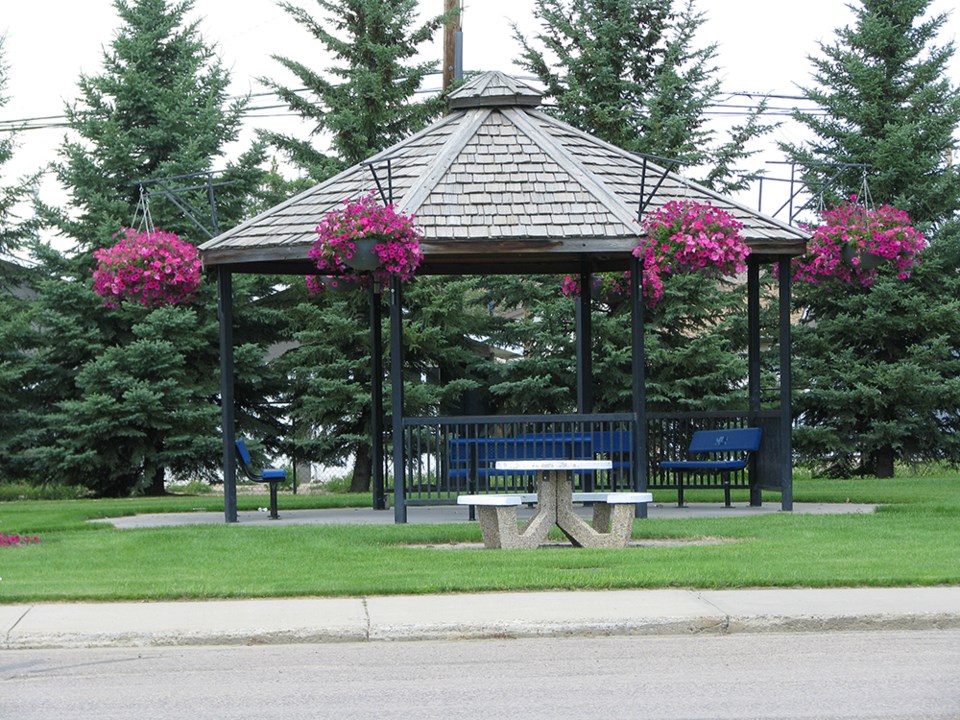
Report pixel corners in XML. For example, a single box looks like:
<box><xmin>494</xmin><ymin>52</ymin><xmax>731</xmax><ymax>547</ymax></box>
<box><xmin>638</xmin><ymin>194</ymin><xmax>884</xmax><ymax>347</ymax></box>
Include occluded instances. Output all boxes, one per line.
<box><xmin>447</xmin><ymin>434</ymin><xmax>594</xmax><ymax>489</ymax></box>
<box><xmin>235</xmin><ymin>439</ymin><xmax>287</xmax><ymax>519</ymax></box>
<box><xmin>659</xmin><ymin>428</ymin><xmax>762</xmax><ymax>507</ymax></box>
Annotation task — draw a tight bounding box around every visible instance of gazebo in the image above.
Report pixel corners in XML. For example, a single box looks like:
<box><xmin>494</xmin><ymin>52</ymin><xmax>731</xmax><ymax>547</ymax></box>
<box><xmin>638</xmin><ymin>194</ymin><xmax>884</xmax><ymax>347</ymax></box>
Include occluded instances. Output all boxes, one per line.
<box><xmin>200</xmin><ymin>71</ymin><xmax>809</xmax><ymax>523</ymax></box>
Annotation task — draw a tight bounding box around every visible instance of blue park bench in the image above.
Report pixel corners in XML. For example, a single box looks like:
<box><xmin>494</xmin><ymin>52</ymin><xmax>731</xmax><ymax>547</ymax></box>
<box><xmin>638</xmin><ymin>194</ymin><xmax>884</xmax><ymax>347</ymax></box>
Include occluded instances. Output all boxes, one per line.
<box><xmin>235</xmin><ymin>439</ymin><xmax>287</xmax><ymax>519</ymax></box>
<box><xmin>659</xmin><ymin>427</ymin><xmax>763</xmax><ymax>507</ymax></box>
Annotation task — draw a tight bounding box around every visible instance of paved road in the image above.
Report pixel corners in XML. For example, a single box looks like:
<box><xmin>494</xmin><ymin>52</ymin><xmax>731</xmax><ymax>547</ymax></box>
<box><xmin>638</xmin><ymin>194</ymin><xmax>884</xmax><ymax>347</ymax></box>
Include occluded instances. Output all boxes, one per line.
<box><xmin>3</xmin><ymin>630</ymin><xmax>959</xmax><ymax>719</ymax></box>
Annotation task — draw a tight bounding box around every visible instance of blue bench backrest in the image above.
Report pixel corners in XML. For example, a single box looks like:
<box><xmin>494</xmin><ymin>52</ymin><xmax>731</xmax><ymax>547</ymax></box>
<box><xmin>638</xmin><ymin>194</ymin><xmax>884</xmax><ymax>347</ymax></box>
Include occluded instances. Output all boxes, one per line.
<box><xmin>591</xmin><ymin>430</ymin><xmax>631</xmax><ymax>453</ymax></box>
<box><xmin>235</xmin><ymin>438</ymin><xmax>253</xmax><ymax>466</ymax></box>
<box><xmin>688</xmin><ymin>428</ymin><xmax>762</xmax><ymax>455</ymax></box>
<box><xmin>449</xmin><ymin>433</ymin><xmax>592</xmax><ymax>465</ymax></box>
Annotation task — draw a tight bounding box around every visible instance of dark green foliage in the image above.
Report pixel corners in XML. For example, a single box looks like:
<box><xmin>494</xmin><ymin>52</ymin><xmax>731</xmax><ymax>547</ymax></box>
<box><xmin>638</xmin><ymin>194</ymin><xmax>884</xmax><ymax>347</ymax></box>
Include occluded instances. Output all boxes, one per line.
<box><xmin>261</xmin><ymin>0</ymin><xmax>450</xmax><ymax>177</ymax></box>
<box><xmin>259</xmin><ymin>1</ymin><xmax>471</xmax><ymax>490</ymax></box>
<box><xmin>785</xmin><ymin>0</ymin><xmax>960</xmax><ymax>223</ymax></box>
<box><xmin>0</xmin><ymin>37</ymin><xmax>40</xmax><ymax>284</ymax></box>
<box><xmin>278</xmin><ymin>277</ymin><xmax>497</xmax><ymax>491</ymax></box>
<box><xmin>793</xmin><ymin>223</ymin><xmax>960</xmax><ymax>476</ymax></box>
<box><xmin>586</xmin><ymin>274</ymin><xmax>749</xmax><ymax>413</ymax></box>
<box><xmin>276</xmin><ymin>284</ymin><xmax>374</xmax><ymax>490</ymax></box>
<box><xmin>509</xmin><ymin>0</ymin><xmax>760</xmax><ymax>413</ymax></box>
<box><xmin>483</xmin><ymin>276</ymin><xmax>578</xmax><ymax>415</ymax></box>
<box><xmin>52</xmin><ymin>0</ymin><xmax>254</xmax><ymax>249</ymax></box>
<box><xmin>35</xmin><ymin>305</ymin><xmax>222</xmax><ymax>496</ymax></box>
<box><xmin>478</xmin><ymin>272</ymin><xmax>749</xmax><ymax>415</ymax></box>
<box><xmin>786</xmin><ymin>0</ymin><xmax>960</xmax><ymax>477</ymax></box>
<box><xmin>514</xmin><ymin>0</ymin><xmax>772</xmax><ymax>194</ymax></box>
<box><xmin>0</xmin><ymin>0</ymin><xmax>286</xmax><ymax>496</ymax></box>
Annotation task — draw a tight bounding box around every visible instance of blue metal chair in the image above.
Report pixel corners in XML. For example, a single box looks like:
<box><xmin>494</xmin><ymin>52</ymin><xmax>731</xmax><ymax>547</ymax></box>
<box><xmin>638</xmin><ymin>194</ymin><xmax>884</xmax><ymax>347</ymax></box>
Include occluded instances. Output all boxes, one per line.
<box><xmin>235</xmin><ymin>439</ymin><xmax>286</xmax><ymax>519</ymax></box>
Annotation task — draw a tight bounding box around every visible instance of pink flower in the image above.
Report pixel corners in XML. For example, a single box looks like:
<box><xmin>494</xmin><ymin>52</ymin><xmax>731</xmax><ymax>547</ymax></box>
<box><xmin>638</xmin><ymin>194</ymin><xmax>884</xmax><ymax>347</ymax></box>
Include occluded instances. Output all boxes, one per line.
<box><xmin>790</xmin><ymin>197</ymin><xmax>926</xmax><ymax>287</ymax></box>
<box><xmin>560</xmin><ymin>272</ymin><xmax>632</xmax><ymax>304</ymax></box>
<box><xmin>0</xmin><ymin>532</ymin><xmax>40</xmax><ymax>547</ymax></box>
<box><xmin>633</xmin><ymin>200</ymin><xmax>749</xmax><ymax>307</ymax></box>
<box><xmin>307</xmin><ymin>191</ymin><xmax>422</xmax><ymax>286</ymax></box>
<box><xmin>93</xmin><ymin>229</ymin><xmax>201</xmax><ymax>307</ymax></box>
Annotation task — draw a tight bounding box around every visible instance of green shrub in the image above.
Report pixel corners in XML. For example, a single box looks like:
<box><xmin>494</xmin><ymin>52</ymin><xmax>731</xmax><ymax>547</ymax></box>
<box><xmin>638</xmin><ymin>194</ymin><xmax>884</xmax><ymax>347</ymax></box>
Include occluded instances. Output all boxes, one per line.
<box><xmin>0</xmin><ymin>482</ymin><xmax>87</xmax><ymax>501</ymax></box>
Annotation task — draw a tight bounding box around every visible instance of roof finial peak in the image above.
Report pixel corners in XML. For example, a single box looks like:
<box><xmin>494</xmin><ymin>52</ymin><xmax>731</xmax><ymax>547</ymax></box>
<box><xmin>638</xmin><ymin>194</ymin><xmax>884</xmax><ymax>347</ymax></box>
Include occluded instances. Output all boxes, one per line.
<box><xmin>447</xmin><ymin>71</ymin><xmax>543</xmax><ymax>110</ymax></box>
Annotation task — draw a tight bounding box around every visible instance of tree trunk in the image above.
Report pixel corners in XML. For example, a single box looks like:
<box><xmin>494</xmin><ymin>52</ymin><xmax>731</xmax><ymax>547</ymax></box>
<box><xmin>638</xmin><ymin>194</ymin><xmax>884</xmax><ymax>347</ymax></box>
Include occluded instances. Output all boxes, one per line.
<box><xmin>873</xmin><ymin>446</ymin><xmax>896</xmax><ymax>479</ymax></box>
<box><xmin>143</xmin><ymin>435</ymin><xmax>166</xmax><ymax>496</ymax></box>
<box><xmin>350</xmin><ymin>442</ymin><xmax>372</xmax><ymax>492</ymax></box>
<box><xmin>144</xmin><ymin>464</ymin><xmax>165</xmax><ymax>496</ymax></box>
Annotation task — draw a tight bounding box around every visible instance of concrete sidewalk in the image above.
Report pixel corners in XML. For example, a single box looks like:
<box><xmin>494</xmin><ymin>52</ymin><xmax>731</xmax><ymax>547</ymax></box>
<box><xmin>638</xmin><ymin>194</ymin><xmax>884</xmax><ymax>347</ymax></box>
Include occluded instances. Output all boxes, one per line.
<box><xmin>3</xmin><ymin>587</ymin><xmax>960</xmax><ymax>650</ymax></box>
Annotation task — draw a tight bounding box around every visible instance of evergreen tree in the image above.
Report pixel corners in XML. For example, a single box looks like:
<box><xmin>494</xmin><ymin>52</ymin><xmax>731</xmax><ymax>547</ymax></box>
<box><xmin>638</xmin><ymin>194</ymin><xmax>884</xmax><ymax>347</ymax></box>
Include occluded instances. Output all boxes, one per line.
<box><xmin>514</xmin><ymin>0</ymin><xmax>771</xmax><ymax>193</ymax></box>
<box><xmin>0</xmin><ymin>37</ymin><xmax>43</xmax><ymax>479</ymax></box>
<box><xmin>262</xmin><ymin>0</ymin><xmax>480</xmax><ymax>491</ymax></box>
<box><xmin>9</xmin><ymin>0</ymin><xmax>282</xmax><ymax>495</ymax></box>
<box><xmin>261</xmin><ymin>0</ymin><xmax>450</xmax><ymax>179</ymax></box>
<box><xmin>509</xmin><ymin>0</ymin><xmax>757</xmax><ymax>414</ymax></box>
<box><xmin>53</xmin><ymin>0</ymin><xmax>253</xmax><ymax>247</ymax></box>
<box><xmin>278</xmin><ymin>278</ymin><xmax>493</xmax><ymax>492</ymax></box>
<box><xmin>785</xmin><ymin>0</ymin><xmax>960</xmax><ymax>223</ymax></box>
<box><xmin>0</xmin><ymin>37</ymin><xmax>39</xmax><ymax>280</ymax></box>
<box><xmin>786</xmin><ymin>0</ymin><xmax>960</xmax><ymax>477</ymax></box>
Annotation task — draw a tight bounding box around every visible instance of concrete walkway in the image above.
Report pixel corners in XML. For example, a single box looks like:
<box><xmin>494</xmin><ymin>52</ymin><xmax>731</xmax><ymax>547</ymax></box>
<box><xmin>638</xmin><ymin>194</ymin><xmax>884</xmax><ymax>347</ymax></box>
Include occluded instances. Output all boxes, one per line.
<box><xmin>3</xmin><ymin>587</ymin><xmax>960</xmax><ymax>650</ymax></box>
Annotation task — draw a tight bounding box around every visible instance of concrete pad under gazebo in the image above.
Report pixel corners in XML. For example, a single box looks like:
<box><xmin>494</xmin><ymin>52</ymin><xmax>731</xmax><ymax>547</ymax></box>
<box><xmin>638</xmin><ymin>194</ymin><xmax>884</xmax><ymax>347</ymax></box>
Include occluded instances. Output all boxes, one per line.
<box><xmin>200</xmin><ymin>71</ymin><xmax>809</xmax><ymax>524</ymax></box>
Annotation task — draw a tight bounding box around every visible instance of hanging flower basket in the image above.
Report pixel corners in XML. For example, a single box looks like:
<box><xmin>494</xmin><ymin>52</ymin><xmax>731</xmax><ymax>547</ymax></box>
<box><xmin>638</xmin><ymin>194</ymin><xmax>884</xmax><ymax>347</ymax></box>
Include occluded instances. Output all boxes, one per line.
<box><xmin>305</xmin><ymin>274</ymin><xmax>367</xmax><ymax>295</ymax></box>
<box><xmin>791</xmin><ymin>198</ymin><xmax>925</xmax><ymax>287</ymax></box>
<box><xmin>92</xmin><ymin>228</ymin><xmax>201</xmax><ymax>308</ymax></box>
<box><xmin>633</xmin><ymin>200</ymin><xmax>750</xmax><ymax>307</ymax></box>
<box><xmin>560</xmin><ymin>272</ymin><xmax>632</xmax><ymax>305</ymax></box>
<box><xmin>308</xmin><ymin>191</ymin><xmax>423</xmax><ymax>285</ymax></box>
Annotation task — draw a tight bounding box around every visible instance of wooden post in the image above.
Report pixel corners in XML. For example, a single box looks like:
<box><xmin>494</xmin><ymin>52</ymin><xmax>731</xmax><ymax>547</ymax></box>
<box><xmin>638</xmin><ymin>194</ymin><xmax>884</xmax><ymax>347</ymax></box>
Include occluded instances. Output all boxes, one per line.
<box><xmin>778</xmin><ymin>256</ymin><xmax>794</xmax><ymax>511</ymax></box>
<box><xmin>442</xmin><ymin>0</ymin><xmax>462</xmax><ymax>93</ymax></box>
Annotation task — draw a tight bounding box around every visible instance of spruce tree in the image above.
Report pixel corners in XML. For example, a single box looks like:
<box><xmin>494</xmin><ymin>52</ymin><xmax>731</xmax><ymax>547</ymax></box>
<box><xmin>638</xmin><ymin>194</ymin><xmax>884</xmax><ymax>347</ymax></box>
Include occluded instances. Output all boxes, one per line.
<box><xmin>509</xmin><ymin>0</ymin><xmax>760</xmax><ymax>414</ymax></box>
<box><xmin>0</xmin><ymin>38</ymin><xmax>43</xmax><ymax>479</ymax></box>
<box><xmin>0</xmin><ymin>37</ymin><xmax>39</xmax><ymax>279</ymax></box>
<box><xmin>786</xmin><ymin>0</ymin><xmax>960</xmax><ymax>222</ymax></box>
<box><xmin>785</xmin><ymin>0</ymin><xmax>960</xmax><ymax>477</ymax></box>
<box><xmin>262</xmin><ymin>0</ymin><xmax>483</xmax><ymax>491</ymax></box>
<box><xmin>13</xmin><ymin>0</ymin><xmax>281</xmax><ymax>495</ymax></box>
<box><xmin>261</xmin><ymin>0</ymin><xmax>450</xmax><ymax>179</ymax></box>
<box><xmin>514</xmin><ymin>0</ymin><xmax>771</xmax><ymax>193</ymax></box>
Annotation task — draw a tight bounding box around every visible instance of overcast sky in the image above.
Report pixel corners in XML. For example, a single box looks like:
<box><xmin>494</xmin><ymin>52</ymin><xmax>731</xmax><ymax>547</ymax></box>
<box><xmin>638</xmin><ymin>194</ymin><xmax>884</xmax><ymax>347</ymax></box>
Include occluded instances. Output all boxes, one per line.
<box><xmin>2</xmin><ymin>0</ymin><xmax>958</xmax><ymax>220</ymax></box>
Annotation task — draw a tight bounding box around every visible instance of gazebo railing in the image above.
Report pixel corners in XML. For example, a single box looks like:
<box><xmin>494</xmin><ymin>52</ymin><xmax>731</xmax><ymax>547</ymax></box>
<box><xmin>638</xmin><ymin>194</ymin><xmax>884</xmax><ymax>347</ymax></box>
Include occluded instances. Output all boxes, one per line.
<box><xmin>399</xmin><ymin>413</ymin><xmax>634</xmax><ymax>505</ymax></box>
<box><xmin>397</xmin><ymin>410</ymin><xmax>783</xmax><ymax>507</ymax></box>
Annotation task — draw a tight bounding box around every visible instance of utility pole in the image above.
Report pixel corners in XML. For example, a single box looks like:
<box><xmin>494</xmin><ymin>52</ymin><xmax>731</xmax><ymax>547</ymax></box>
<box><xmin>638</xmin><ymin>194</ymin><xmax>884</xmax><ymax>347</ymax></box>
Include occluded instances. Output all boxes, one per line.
<box><xmin>442</xmin><ymin>0</ymin><xmax>462</xmax><ymax>93</ymax></box>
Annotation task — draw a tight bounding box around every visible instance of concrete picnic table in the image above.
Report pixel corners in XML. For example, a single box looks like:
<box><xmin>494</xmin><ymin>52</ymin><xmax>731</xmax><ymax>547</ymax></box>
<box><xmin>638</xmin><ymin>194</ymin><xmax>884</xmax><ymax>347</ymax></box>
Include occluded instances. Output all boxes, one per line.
<box><xmin>458</xmin><ymin>459</ymin><xmax>652</xmax><ymax>549</ymax></box>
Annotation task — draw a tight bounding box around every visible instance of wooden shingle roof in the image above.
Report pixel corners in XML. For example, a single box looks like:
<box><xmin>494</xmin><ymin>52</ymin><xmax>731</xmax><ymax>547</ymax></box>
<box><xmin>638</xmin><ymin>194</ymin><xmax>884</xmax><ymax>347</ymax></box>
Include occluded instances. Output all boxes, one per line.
<box><xmin>200</xmin><ymin>71</ymin><xmax>807</xmax><ymax>275</ymax></box>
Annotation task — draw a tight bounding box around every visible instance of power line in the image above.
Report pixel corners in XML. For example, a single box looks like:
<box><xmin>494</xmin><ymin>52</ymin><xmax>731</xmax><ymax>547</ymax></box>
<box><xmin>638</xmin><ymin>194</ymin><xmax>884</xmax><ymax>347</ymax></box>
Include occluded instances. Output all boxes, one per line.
<box><xmin>0</xmin><ymin>88</ymin><xmax>825</xmax><ymax>134</ymax></box>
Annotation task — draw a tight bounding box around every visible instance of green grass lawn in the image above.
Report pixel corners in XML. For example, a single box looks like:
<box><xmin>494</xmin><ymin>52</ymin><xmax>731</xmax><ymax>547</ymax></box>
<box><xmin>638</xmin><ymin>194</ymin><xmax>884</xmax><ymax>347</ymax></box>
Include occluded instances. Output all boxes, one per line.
<box><xmin>1</xmin><ymin>475</ymin><xmax>958</xmax><ymax>603</ymax></box>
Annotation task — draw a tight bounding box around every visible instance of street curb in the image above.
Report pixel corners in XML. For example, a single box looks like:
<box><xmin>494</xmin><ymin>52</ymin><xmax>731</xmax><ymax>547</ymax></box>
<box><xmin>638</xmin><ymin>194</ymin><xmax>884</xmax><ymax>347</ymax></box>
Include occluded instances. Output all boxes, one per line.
<box><xmin>6</xmin><ymin>614</ymin><xmax>960</xmax><ymax>650</ymax></box>
<box><xmin>4</xmin><ymin>588</ymin><xmax>960</xmax><ymax>650</ymax></box>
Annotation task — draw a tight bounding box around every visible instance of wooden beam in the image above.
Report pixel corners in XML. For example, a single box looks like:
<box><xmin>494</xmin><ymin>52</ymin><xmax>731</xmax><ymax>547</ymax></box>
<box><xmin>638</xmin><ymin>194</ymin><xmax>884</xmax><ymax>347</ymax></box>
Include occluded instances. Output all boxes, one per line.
<box><xmin>442</xmin><ymin>0</ymin><xmax>461</xmax><ymax>93</ymax></box>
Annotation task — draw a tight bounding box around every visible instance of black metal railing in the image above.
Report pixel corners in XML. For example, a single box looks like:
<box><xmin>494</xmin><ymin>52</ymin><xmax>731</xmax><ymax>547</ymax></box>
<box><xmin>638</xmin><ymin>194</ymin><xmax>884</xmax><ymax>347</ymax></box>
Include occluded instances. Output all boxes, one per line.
<box><xmin>397</xmin><ymin>410</ymin><xmax>783</xmax><ymax>506</ymax></box>
<box><xmin>400</xmin><ymin>413</ymin><xmax>634</xmax><ymax>505</ymax></box>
